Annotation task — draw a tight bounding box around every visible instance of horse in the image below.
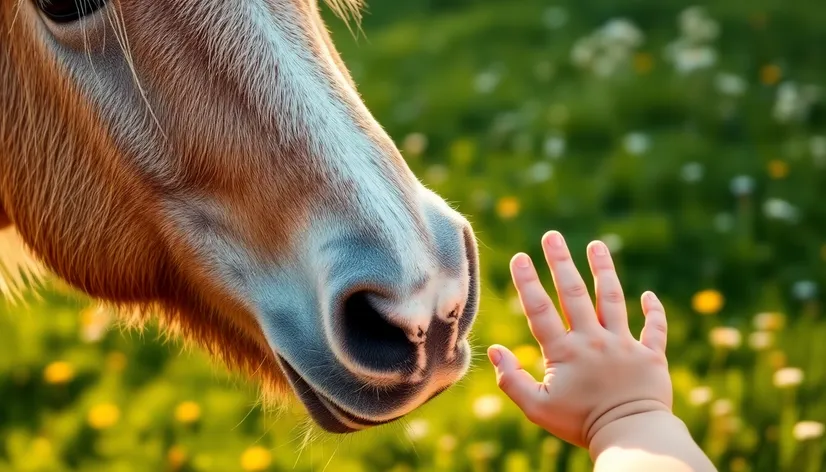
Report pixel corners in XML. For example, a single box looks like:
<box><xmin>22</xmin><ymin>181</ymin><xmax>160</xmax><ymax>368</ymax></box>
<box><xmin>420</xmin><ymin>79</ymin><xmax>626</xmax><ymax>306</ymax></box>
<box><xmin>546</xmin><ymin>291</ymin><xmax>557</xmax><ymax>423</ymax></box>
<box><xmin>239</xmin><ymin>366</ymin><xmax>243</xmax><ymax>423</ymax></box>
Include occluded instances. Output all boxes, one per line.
<box><xmin>0</xmin><ymin>0</ymin><xmax>479</xmax><ymax>434</ymax></box>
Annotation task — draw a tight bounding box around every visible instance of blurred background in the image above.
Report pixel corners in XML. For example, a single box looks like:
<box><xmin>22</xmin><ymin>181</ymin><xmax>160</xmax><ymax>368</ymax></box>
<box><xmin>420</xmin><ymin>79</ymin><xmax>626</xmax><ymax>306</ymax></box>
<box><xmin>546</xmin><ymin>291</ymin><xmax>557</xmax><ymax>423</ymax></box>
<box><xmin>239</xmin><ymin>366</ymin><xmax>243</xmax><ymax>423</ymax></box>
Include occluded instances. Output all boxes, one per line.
<box><xmin>2</xmin><ymin>0</ymin><xmax>826</xmax><ymax>470</ymax></box>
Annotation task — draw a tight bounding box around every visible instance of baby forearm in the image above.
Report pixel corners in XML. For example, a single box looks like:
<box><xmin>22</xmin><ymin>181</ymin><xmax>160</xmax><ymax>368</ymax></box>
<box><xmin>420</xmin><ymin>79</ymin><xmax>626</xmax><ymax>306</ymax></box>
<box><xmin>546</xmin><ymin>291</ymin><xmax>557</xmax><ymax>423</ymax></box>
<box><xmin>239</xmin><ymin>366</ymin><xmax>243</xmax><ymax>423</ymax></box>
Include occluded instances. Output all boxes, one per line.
<box><xmin>589</xmin><ymin>411</ymin><xmax>717</xmax><ymax>472</ymax></box>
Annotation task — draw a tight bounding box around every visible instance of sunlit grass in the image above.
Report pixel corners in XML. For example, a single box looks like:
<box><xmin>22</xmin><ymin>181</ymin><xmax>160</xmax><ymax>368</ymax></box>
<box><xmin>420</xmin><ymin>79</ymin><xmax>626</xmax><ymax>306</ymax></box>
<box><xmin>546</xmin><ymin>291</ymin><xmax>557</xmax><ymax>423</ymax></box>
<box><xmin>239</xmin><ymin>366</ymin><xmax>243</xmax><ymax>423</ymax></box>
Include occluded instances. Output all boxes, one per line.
<box><xmin>3</xmin><ymin>1</ymin><xmax>826</xmax><ymax>470</ymax></box>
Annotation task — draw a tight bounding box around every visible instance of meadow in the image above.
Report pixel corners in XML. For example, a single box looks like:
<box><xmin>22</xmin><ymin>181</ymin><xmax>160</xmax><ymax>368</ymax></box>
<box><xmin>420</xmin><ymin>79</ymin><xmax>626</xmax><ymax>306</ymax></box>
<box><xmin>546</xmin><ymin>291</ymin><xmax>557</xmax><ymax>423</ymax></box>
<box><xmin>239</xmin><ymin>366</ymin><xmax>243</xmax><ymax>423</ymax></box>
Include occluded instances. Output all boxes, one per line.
<box><xmin>2</xmin><ymin>1</ymin><xmax>826</xmax><ymax>470</ymax></box>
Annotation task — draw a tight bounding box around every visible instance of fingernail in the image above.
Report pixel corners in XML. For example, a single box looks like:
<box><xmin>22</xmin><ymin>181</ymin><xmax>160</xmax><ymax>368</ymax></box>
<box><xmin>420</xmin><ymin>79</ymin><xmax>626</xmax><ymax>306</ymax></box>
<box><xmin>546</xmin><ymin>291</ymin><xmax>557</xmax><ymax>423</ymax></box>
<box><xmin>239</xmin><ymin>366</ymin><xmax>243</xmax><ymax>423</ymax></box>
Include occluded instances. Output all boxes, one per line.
<box><xmin>592</xmin><ymin>241</ymin><xmax>607</xmax><ymax>256</ymax></box>
<box><xmin>515</xmin><ymin>253</ymin><xmax>531</xmax><ymax>268</ymax></box>
<box><xmin>645</xmin><ymin>291</ymin><xmax>658</xmax><ymax>302</ymax></box>
<box><xmin>488</xmin><ymin>347</ymin><xmax>502</xmax><ymax>366</ymax></box>
<box><xmin>546</xmin><ymin>231</ymin><xmax>563</xmax><ymax>247</ymax></box>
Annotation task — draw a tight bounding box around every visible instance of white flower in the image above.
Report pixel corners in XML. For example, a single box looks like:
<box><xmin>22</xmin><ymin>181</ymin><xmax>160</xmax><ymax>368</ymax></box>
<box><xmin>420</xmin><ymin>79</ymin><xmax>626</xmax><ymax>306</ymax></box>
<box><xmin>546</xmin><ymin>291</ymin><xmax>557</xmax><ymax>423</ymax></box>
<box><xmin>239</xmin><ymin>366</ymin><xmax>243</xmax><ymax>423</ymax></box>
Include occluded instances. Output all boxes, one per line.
<box><xmin>406</xmin><ymin>419</ymin><xmax>430</xmax><ymax>440</ymax></box>
<box><xmin>474</xmin><ymin>71</ymin><xmax>501</xmax><ymax>94</ymax></box>
<box><xmin>773</xmin><ymin>82</ymin><xmax>821</xmax><ymax>124</ymax></box>
<box><xmin>678</xmin><ymin>7</ymin><xmax>720</xmax><ymax>42</ymax></box>
<box><xmin>593</xmin><ymin>56</ymin><xmax>620</xmax><ymax>78</ymax></box>
<box><xmin>792</xmin><ymin>280</ymin><xmax>817</xmax><ymax>300</ymax></box>
<box><xmin>402</xmin><ymin>133</ymin><xmax>428</xmax><ymax>157</ymax></box>
<box><xmin>80</xmin><ymin>304</ymin><xmax>112</xmax><ymax>344</ymax></box>
<box><xmin>571</xmin><ymin>37</ymin><xmax>598</xmax><ymax>67</ymax></box>
<box><xmin>528</xmin><ymin>162</ymin><xmax>553</xmax><ymax>183</ymax></box>
<box><xmin>729</xmin><ymin>175</ymin><xmax>755</xmax><ymax>197</ymax></box>
<box><xmin>543</xmin><ymin>6</ymin><xmax>569</xmax><ymax>30</ymax></box>
<box><xmin>473</xmin><ymin>394</ymin><xmax>503</xmax><ymax>419</ymax></box>
<box><xmin>711</xmin><ymin>398</ymin><xmax>733</xmax><ymax>417</ymax></box>
<box><xmin>714</xmin><ymin>213</ymin><xmax>734</xmax><ymax>233</ymax></box>
<box><xmin>753</xmin><ymin>312</ymin><xmax>784</xmax><ymax>331</ymax></box>
<box><xmin>601</xmin><ymin>233</ymin><xmax>624</xmax><ymax>253</ymax></box>
<box><xmin>793</xmin><ymin>421</ymin><xmax>825</xmax><ymax>441</ymax></box>
<box><xmin>681</xmin><ymin>162</ymin><xmax>704</xmax><ymax>183</ymax></box>
<box><xmin>670</xmin><ymin>44</ymin><xmax>718</xmax><ymax>74</ymax></box>
<box><xmin>763</xmin><ymin>198</ymin><xmax>799</xmax><ymax>223</ymax></box>
<box><xmin>748</xmin><ymin>331</ymin><xmax>773</xmax><ymax>351</ymax></box>
<box><xmin>773</xmin><ymin>367</ymin><xmax>804</xmax><ymax>388</ymax></box>
<box><xmin>715</xmin><ymin>72</ymin><xmax>748</xmax><ymax>97</ymax></box>
<box><xmin>709</xmin><ymin>327</ymin><xmax>742</xmax><ymax>349</ymax></box>
<box><xmin>688</xmin><ymin>386</ymin><xmax>713</xmax><ymax>406</ymax></box>
<box><xmin>601</xmin><ymin>18</ymin><xmax>644</xmax><ymax>48</ymax></box>
<box><xmin>570</xmin><ymin>18</ymin><xmax>643</xmax><ymax>77</ymax></box>
<box><xmin>623</xmin><ymin>132</ymin><xmax>651</xmax><ymax>155</ymax></box>
<box><xmin>543</xmin><ymin>136</ymin><xmax>566</xmax><ymax>159</ymax></box>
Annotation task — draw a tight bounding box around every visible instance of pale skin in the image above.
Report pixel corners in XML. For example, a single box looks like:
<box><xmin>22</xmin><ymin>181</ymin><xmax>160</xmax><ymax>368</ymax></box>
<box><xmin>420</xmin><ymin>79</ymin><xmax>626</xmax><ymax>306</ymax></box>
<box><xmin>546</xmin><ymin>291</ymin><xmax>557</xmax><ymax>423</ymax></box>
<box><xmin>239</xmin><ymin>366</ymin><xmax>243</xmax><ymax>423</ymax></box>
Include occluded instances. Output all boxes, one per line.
<box><xmin>488</xmin><ymin>230</ymin><xmax>718</xmax><ymax>472</ymax></box>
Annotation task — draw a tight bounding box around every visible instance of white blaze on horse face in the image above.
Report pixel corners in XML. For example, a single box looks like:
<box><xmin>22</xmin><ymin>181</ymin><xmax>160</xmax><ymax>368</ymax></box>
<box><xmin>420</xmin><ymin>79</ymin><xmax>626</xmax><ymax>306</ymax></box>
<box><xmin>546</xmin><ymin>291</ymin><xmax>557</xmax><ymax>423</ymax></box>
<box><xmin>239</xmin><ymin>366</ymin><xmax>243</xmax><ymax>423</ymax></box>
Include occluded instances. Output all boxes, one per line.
<box><xmin>246</xmin><ymin>1</ymin><xmax>425</xmax><ymax>236</ymax></box>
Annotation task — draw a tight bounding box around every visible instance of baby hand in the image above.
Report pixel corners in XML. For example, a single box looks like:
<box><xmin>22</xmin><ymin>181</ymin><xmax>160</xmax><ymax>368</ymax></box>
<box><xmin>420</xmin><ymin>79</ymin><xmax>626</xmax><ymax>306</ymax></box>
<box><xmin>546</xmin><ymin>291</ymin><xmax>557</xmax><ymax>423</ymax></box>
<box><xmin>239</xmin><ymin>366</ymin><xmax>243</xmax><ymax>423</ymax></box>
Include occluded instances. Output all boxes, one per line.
<box><xmin>488</xmin><ymin>231</ymin><xmax>673</xmax><ymax>449</ymax></box>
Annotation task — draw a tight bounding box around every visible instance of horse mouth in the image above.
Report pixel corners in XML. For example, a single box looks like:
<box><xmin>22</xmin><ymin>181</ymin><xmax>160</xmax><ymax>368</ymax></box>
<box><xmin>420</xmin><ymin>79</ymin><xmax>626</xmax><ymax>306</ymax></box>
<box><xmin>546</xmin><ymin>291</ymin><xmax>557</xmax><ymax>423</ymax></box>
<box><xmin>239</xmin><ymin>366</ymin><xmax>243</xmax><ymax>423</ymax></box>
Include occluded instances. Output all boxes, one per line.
<box><xmin>277</xmin><ymin>355</ymin><xmax>402</xmax><ymax>433</ymax></box>
<box><xmin>277</xmin><ymin>346</ymin><xmax>459</xmax><ymax>434</ymax></box>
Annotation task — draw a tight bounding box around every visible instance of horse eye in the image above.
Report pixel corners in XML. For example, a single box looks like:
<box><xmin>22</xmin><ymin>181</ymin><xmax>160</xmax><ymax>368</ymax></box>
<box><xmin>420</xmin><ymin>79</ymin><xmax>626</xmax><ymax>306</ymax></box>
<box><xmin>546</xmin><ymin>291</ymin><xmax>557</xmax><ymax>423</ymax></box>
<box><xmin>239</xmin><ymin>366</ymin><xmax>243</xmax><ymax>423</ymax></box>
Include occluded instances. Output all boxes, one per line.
<box><xmin>36</xmin><ymin>0</ymin><xmax>108</xmax><ymax>23</ymax></box>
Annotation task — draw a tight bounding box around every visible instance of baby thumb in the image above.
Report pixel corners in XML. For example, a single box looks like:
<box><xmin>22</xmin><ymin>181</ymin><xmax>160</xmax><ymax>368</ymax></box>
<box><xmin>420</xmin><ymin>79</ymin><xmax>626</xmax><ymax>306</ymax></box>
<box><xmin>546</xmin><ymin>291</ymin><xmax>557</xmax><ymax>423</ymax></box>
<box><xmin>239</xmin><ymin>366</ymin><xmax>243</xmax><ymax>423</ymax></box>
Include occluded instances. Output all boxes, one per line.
<box><xmin>488</xmin><ymin>344</ymin><xmax>539</xmax><ymax>411</ymax></box>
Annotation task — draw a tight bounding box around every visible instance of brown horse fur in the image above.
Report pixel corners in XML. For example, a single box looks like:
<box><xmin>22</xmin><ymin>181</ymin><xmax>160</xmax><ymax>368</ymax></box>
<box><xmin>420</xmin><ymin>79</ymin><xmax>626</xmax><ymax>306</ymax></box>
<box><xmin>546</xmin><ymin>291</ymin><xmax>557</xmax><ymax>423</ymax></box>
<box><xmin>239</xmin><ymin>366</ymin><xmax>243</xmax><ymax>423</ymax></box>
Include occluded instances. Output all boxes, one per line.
<box><xmin>0</xmin><ymin>0</ymin><xmax>371</xmax><ymax>404</ymax></box>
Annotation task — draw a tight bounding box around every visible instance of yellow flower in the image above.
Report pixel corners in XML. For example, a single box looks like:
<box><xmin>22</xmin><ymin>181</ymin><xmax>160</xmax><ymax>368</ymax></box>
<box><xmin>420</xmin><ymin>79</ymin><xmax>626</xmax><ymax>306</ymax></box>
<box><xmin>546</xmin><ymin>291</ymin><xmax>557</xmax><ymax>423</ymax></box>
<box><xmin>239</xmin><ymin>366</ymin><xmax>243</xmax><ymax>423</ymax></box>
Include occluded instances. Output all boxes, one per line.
<box><xmin>692</xmin><ymin>289</ymin><xmax>724</xmax><ymax>315</ymax></box>
<box><xmin>87</xmin><ymin>403</ymin><xmax>120</xmax><ymax>430</ymax></box>
<box><xmin>760</xmin><ymin>64</ymin><xmax>782</xmax><ymax>86</ymax></box>
<box><xmin>512</xmin><ymin>344</ymin><xmax>541</xmax><ymax>369</ymax></box>
<box><xmin>30</xmin><ymin>437</ymin><xmax>52</xmax><ymax>458</ymax></box>
<box><xmin>730</xmin><ymin>457</ymin><xmax>748</xmax><ymax>472</ymax></box>
<box><xmin>633</xmin><ymin>53</ymin><xmax>654</xmax><ymax>74</ymax></box>
<box><xmin>240</xmin><ymin>446</ymin><xmax>272</xmax><ymax>471</ymax></box>
<box><xmin>167</xmin><ymin>446</ymin><xmax>188</xmax><ymax>470</ymax></box>
<box><xmin>496</xmin><ymin>197</ymin><xmax>521</xmax><ymax>219</ymax></box>
<box><xmin>174</xmin><ymin>401</ymin><xmax>201</xmax><ymax>424</ymax></box>
<box><xmin>767</xmin><ymin>159</ymin><xmax>789</xmax><ymax>179</ymax></box>
<box><xmin>44</xmin><ymin>361</ymin><xmax>74</xmax><ymax>385</ymax></box>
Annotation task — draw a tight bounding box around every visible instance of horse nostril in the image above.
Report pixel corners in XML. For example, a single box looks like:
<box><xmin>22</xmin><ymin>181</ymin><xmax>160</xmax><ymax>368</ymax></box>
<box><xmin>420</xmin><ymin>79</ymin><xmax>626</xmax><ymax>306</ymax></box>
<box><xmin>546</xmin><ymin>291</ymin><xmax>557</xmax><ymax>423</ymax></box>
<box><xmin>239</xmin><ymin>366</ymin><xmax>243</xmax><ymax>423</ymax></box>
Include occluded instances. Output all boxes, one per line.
<box><xmin>340</xmin><ymin>291</ymin><xmax>418</xmax><ymax>375</ymax></box>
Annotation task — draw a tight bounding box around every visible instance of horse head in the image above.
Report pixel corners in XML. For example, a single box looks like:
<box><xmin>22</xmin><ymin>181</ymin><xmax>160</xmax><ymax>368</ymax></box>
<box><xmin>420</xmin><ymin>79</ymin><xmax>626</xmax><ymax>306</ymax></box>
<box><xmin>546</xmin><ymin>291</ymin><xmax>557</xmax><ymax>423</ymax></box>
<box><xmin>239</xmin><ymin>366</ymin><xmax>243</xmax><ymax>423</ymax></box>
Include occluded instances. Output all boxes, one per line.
<box><xmin>0</xmin><ymin>0</ymin><xmax>479</xmax><ymax>433</ymax></box>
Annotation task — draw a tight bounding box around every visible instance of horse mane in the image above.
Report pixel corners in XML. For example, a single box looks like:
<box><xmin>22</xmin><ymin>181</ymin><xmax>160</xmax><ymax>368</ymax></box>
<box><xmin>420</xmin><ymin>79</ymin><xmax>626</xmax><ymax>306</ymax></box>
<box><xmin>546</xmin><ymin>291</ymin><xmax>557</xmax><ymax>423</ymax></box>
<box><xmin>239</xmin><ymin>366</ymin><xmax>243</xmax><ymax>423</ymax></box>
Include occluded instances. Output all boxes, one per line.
<box><xmin>325</xmin><ymin>0</ymin><xmax>365</xmax><ymax>23</ymax></box>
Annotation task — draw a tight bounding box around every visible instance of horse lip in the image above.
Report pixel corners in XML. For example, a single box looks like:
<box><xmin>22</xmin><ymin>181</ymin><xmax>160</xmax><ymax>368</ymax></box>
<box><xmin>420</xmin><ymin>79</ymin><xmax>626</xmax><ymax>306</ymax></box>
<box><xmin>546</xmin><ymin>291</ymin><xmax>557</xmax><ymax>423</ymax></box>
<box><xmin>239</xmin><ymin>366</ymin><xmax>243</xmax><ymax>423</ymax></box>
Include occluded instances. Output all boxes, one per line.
<box><xmin>277</xmin><ymin>355</ymin><xmax>401</xmax><ymax>433</ymax></box>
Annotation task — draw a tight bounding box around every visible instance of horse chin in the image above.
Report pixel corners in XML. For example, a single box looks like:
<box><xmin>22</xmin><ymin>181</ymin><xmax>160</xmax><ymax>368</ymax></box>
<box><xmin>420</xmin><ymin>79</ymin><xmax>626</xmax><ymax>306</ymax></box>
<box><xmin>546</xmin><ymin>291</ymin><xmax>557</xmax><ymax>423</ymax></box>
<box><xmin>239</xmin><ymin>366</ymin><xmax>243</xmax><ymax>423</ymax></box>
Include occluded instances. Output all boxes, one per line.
<box><xmin>278</xmin><ymin>355</ymin><xmax>397</xmax><ymax>433</ymax></box>
<box><xmin>276</xmin><ymin>339</ymin><xmax>471</xmax><ymax>434</ymax></box>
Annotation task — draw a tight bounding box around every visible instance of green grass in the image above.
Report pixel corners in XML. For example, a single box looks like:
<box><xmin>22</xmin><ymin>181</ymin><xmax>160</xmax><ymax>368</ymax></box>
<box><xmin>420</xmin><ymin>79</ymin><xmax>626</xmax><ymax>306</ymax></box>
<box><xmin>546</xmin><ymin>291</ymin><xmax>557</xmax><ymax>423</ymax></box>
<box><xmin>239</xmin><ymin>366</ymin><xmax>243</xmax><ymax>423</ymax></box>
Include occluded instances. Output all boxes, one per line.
<box><xmin>2</xmin><ymin>1</ymin><xmax>826</xmax><ymax>470</ymax></box>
